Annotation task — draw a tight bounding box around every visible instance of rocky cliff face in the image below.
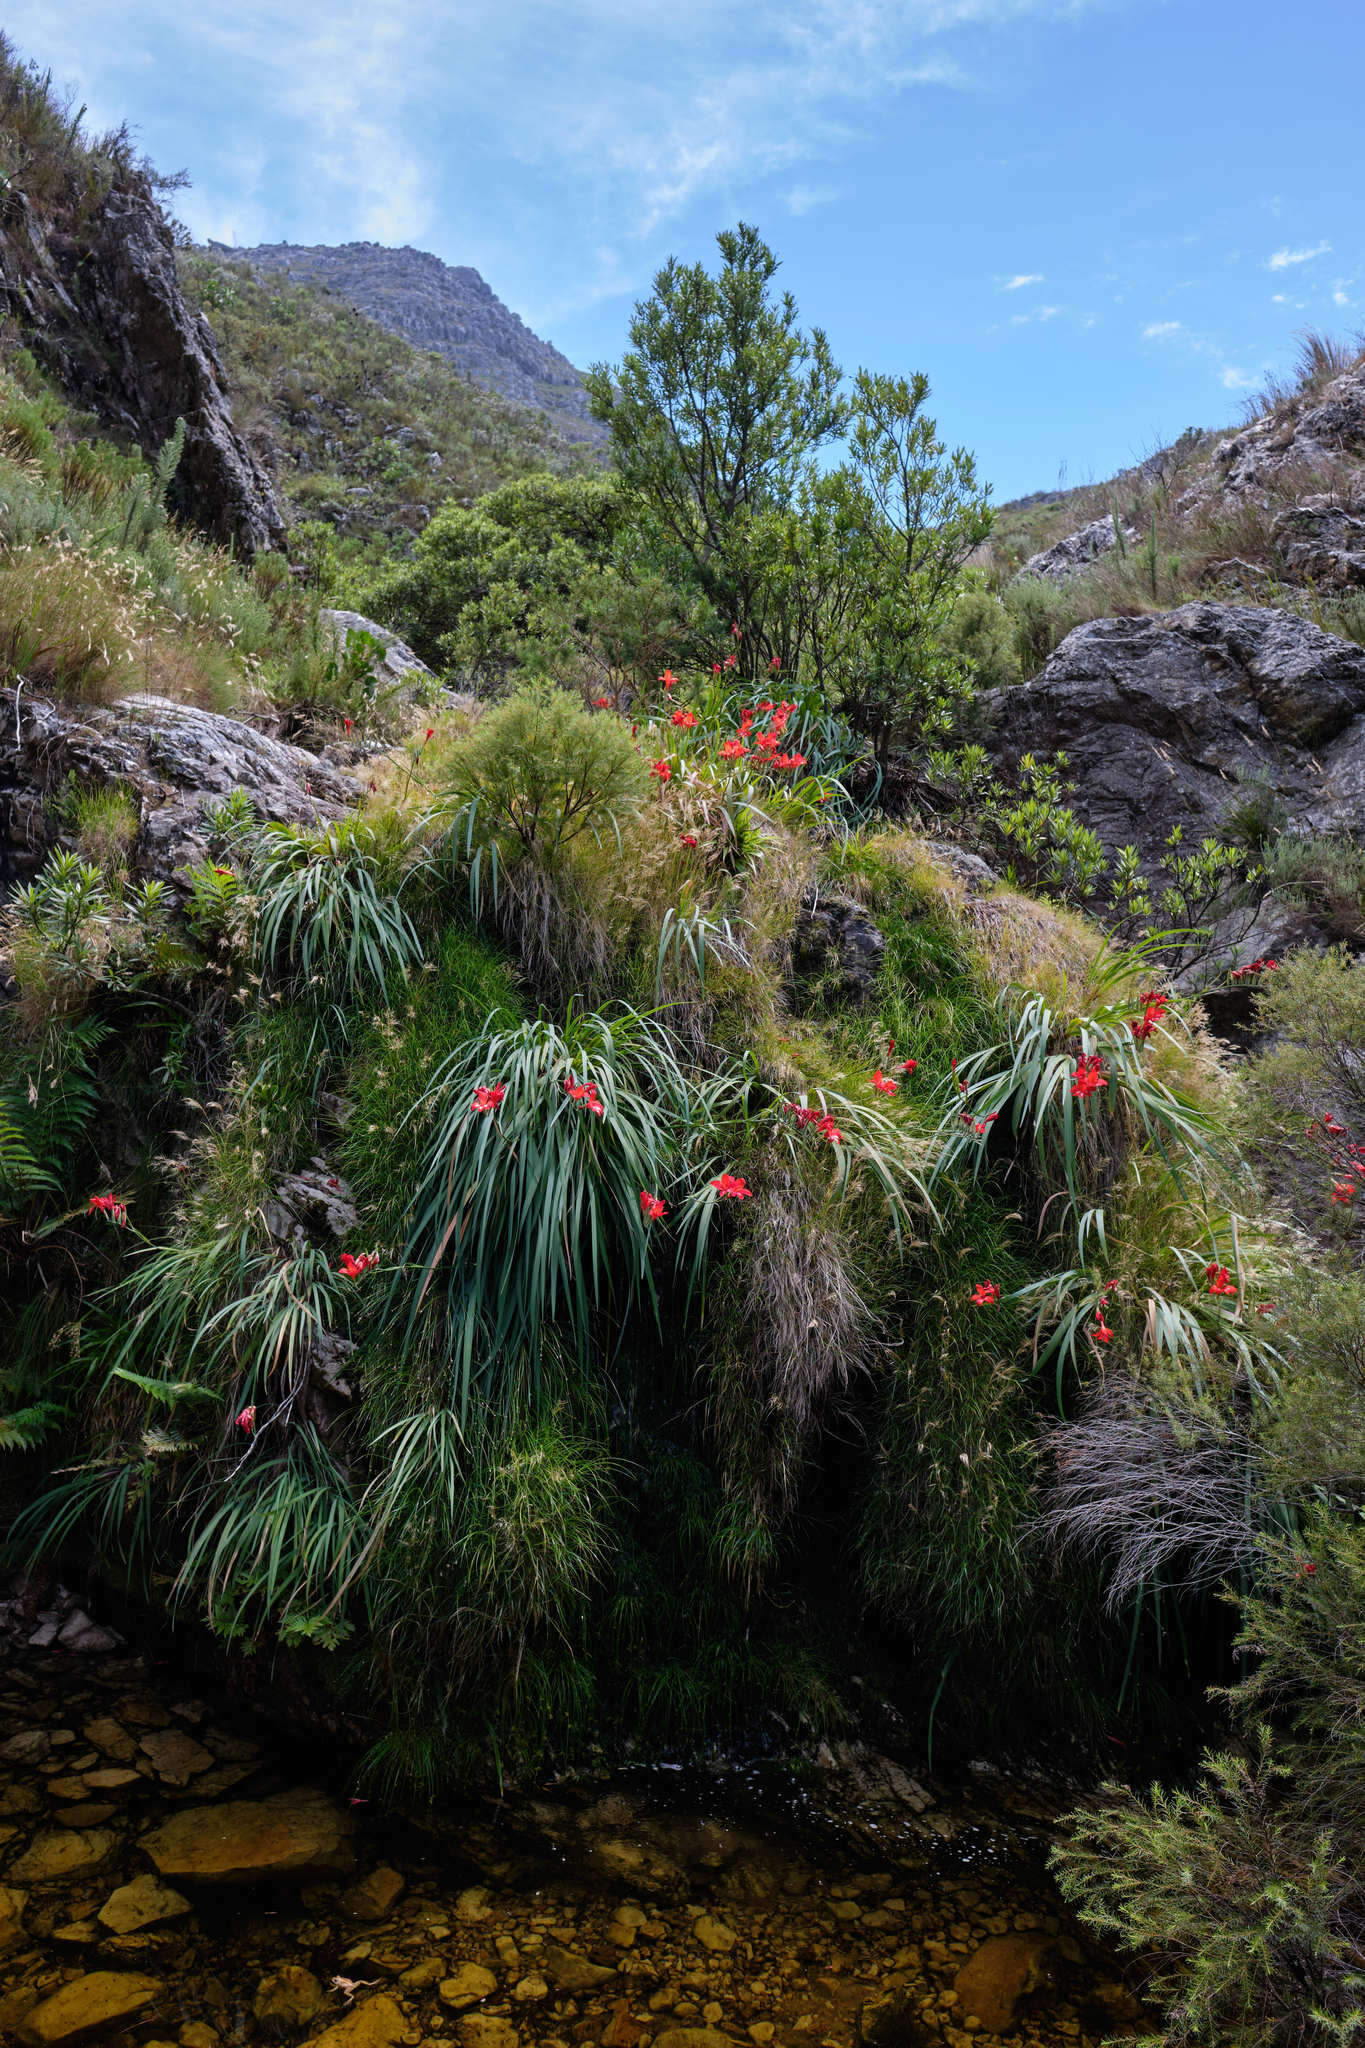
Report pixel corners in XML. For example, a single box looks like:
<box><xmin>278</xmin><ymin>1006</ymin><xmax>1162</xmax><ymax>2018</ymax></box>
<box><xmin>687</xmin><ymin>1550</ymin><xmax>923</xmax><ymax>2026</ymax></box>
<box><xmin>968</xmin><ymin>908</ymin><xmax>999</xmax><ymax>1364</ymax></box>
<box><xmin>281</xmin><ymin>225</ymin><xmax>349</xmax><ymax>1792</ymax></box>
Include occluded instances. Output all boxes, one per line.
<box><xmin>213</xmin><ymin>240</ymin><xmax>604</xmax><ymax>447</ymax></box>
<box><xmin>1</xmin><ymin>189</ymin><xmax>285</xmax><ymax>556</ymax></box>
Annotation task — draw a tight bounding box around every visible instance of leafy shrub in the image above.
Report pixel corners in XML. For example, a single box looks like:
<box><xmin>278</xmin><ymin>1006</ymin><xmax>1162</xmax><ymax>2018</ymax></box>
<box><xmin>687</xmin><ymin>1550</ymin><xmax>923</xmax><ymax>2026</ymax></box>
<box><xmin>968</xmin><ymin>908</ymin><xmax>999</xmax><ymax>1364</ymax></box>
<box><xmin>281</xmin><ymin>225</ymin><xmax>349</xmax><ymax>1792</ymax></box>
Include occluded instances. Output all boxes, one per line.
<box><xmin>253</xmin><ymin>815</ymin><xmax>421</xmax><ymax>996</ymax></box>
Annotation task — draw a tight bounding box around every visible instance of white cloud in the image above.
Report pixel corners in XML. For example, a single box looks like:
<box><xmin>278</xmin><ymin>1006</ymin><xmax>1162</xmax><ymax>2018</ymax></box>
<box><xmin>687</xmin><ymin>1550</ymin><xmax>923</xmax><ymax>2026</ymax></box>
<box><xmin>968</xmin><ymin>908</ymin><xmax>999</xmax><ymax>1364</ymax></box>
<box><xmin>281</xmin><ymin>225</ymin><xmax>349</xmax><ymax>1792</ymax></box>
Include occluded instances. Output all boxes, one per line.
<box><xmin>786</xmin><ymin>184</ymin><xmax>840</xmax><ymax>216</ymax></box>
<box><xmin>1267</xmin><ymin>240</ymin><xmax>1331</xmax><ymax>271</ymax></box>
<box><xmin>1333</xmin><ymin>287</ymin><xmax>1353</xmax><ymax>307</ymax></box>
<box><xmin>1142</xmin><ymin>320</ymin><xmax>1180</xmax><ymax>338</ymax></box>
<box><xmin>1001</xmin><ymin>272</ymin><xmax>1043</xmax><ymax>290</ymax></box>
<box><xmin>5</xmin><ymin>0</ymin><xmax>1112</xmax><ymax>321</ymax></box>
<box><xmin>1220</xmin><ymin>365</ymin><xmax>1258</xmax><ymax>390</ymax></box>
<box><xmin>1009</xmin><ymin>304</ymin><xmax>1061</xmax><ymax>324</ymax></box>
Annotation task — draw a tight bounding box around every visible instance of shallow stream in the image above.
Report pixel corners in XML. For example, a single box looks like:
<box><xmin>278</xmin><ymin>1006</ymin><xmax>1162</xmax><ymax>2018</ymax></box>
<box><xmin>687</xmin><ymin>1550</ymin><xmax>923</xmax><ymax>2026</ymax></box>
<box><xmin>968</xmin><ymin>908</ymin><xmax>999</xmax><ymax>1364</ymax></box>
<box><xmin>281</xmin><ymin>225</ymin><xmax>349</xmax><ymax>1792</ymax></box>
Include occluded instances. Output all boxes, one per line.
<box><xmin>0</xmin><ymin>1638</ymin><xmax>1147</xmax><ymax>2048</ymax></box>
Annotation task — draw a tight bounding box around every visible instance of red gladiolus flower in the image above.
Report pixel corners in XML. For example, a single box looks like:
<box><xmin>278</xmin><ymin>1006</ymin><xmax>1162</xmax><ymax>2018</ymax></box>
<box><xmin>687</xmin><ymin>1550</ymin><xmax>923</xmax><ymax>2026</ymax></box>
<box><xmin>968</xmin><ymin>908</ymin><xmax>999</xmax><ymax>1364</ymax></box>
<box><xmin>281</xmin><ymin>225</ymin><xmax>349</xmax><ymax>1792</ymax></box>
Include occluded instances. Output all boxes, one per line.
<box><xmin>773</xmin><ymin>752</ymin><xmax>807</xmax><ymax>770</ymax></box>
<box><xmin>951</xmin><ymin>1057</ymin><xmax>967</xmax><ymax>1095</ymax></box>
<box><xmin>680</xmin><ymin>833</ymin><xmax>699</xmax><ymax>847</ymax></box>
<box><xmin>1071</xmin><ymin>1053</ymin><xmax>1107</xmax><ymax>1099</ymax></box>
<box><xmin>970</xmin><ymin>1282</ymin><xmax>1000</xmax><ymax>1307</ymax></box>
<box><xmin>1206</xmin><ymin>1262</ymin><xmax>1237</xmax><ymax>1298</ymax></box>
<box><xmin>720</xmin><ymin>737</ymin><xmax>748</xmax><ymax>760</ymax></box>
<box><xmin>1299</xmin><ymin>1559</ymin><xmax>1318</xmax><ymax>1577</ymax></box>
<box><xmin>731</xmin><ymin>622</ymin><xmax>742</xmax><ymax>639</ymax></box>
<box><xmin>639</xmin><ymin>1190</ymin><xmax>667</xmax><ymax>1223</ymax></box>
<box><xmin>1257</xmin><ymin>1302</ymin><xmax>1277</xmax><ymax>1316</ymax></box>
<box><xmin>564</xmin><ymin>1075</ymin><xmax>605</xmax><ymax>1117</ymax></box>
<box><xmin>659</xmin><ymin>669</ymin><xmax>678</xmax><ymax>690</ymax></box>
<box><xmin>712</xmin><ymin>663</ymin><xmax>722</xmax><ymax>675</ymax></box>
<box><xmin>710</xmin><ymin>1172</ymin><xmax>751</xmax><ymax>1199</ymax></box>
<box><xmin>962</xmin><ymin>1114</ymin><xmax>999</xmax><ymax>1137</ymax></box>
<box><xmin>786</xmin><ymin>1102</ymin><xmax>822</xmax><ymax>1127</ymax></box>
<box><xmin>1093</xmin><ymin>1315</ymin><xmax>1113</xmax><ymax>1345</ymax></box>
<box><xmin>1332</xmin><ymin>1180</ymin><xmax>1357</xmax><ymax>1204</ymax></box>
<box><xmin>595</xmin><ymin>696</ymin><xmax>610</xmax><ymax>708</ymax></box>
<box><xmin>872</xmin><ymin>1069</ymin><xmax>898</xmax><ymax>1096</ymax></box>
<box><xmin>471</xmin><ymin>1083</ymin><xmax>506</xmax><ymax>1115</ymax></box>
<box><xmin>343</xmin><ymin>717</ymin><xmax>353</xmax><ymax>734</ymax></box>
<box><xmin>901</xmin><ymin>1058</ymin><xmax>918</xmax><ymax>1074</ymax></box>
<box><xmin>87</xmin><ymin>1193</ymin><xmax>128</xmax><ymax>1227</ymax></box>
<box><xmin>337</xmin><ymin>1252</ymin><xmax>379</xmax><ymax>1278</ymax></box>
<box><xmin>235</xmin><ymin>1404</ymin><xmax>256</xmax><ymax>1433</ymax></box>
<box><xmin>769</xmin><ymin>655</ymin><xmax>782</xmax><ymax>671</ymax></box>
<box><xmin>213</xmin><ymin>865</ymin><xmax>233</xmax><ymax>876</ymax></box>
<box><xmin>817</xmin><ymin>1114</ymin><xmax>842</xmax><ymax>1146</ymax></box>
<box><xmin>723</xmin><ymin>653</ymin><xmax>738</xmax><ymax>670</ymax></box>
<box><xmin>424</xmin><ymin>728</ymin><xmax>434</xmax><ymax>742</ymax></box>
<box><xmin>754</xmin><ymin>730</ymin><xmax>779</xmax><ymax>756</ymax></box>
<box><xmin>672</xmin><ymin>709</ymin><xmax>698</xmax><ymax>728</ymax></box>
<box><xmin>650</xmin><ymin>759</ymin><xmax>672</xmax><ymax>782</ymax></box>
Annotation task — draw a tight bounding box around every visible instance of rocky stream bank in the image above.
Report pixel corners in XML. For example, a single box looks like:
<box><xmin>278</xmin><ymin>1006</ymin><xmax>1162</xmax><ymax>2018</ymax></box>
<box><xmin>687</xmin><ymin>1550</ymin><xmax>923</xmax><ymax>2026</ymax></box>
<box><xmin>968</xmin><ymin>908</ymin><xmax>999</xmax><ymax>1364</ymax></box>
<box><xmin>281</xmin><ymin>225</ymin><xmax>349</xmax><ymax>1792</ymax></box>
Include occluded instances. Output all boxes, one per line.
<box><xmin>0</xmin><ymin>1614</ymin><xmax>1147</xmax><ymax>2048</ymax></box>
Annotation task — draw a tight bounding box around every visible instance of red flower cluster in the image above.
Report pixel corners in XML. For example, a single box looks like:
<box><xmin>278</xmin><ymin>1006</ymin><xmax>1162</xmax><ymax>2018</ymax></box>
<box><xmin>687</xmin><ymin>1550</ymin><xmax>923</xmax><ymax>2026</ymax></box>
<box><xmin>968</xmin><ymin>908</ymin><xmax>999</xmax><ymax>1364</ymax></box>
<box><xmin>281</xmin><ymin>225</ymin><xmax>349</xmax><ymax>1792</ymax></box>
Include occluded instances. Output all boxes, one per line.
<box><xmin>711</xmin><ymin>1172</ymin><xmax>751</xmax><ymax>1199</ymax></box>
<box><xmin>1206</xmin><ymin>1262</ymin><xmax>1238</xmax><ymax>1298</ymax></box>
<box><xmin>680</xmin><ymin>833</ymin><xmax>699</xmax><ymax>848</ymax></box>
<box><xmin>961</xmin><ymin>1112</ymin><xmax>999</xmax><ymax>1138</ymax></box>
<box><xmin>1229</xmin><ymin>956</ymin><xmax>1280</xmax><ymax>981</ymax></box>
<box><xmin>1332</xmin><ymin>1180</ymin><xmax>1357</xmax><ymax>1205</ymax></box>
<box><xmin>594</xmin><ymin>696</ymin><xmax>610</xmax><ymax>708</ymax></box>
<box><xmin>650</xmin><ymin>759</ymin><xmax>672</xmax><ymax>782</ymax></box>
<box><xmin>87</xmin><ymin>1193</ymin><xmax>128</xmax><ymax>1227</ymax></box>
<box><xmin>871</xmin><ymin>1069</ymin><xmax>898</xmax><ymax>1096</ymax></box>
<box><xmin>769</xmin><ymin>655</ymin><xmax>782</xmax><ymax>672</ymax></box>
<box><xmin>1130</xmin><ymin>990</ymin><xmax>1170</xmax><ymax>1041</ymax></box>
<box><xmin>235</xmin><ymin>1404</ymin><xmax>256</xmax><ymax>1433</ymax></box>
<box><xmin>659</xmin><ymin>669</ymin><xmax>678</xmax><ymax>691</ymax></box>
<box><xmin>720</xmin><ymin>737</ymin><xmax>748</xmax><ymax>761</ymax></box>
<box><xmin>970</xmin><ymin>1281</ymin><xmax>1000</xmax><ymax>1306</ymax></box>
<box><xmin>785</xmin><ymin>1102</ymin><xmax>842</xmax><ymax>1144</ymax></box>
<box><xmin>772</xmin><ymin>751</ymin><xmax>807</xmax><ymax>770</ymax></box>
<box><xmin>639</xmin><ymin>1190</ymin><xmax>667</xmax><ymax>1223</ymax></box>
<box><xmin>471</xmin><ymin>1084</ymin><xmax>506</xmax><ymax>1115</ymax></box>
<box><xmin>901</xmin><ymin>1058</ymin><xmax>918</xmax><ymax>1074</ymax></box>
<box><xmin>731</xmin><ymin>622</ymin><xmax>742</xmax><ymax>639</ymax></box>
<box><xmin>671</xmin><ymin>709</ymin><xmax>698</xmax><ymax>729</ymax></box>
<box><xmin>343</xmin><ymin>717</ymin><xmax>353</xmax><ymax>734</ymax></box>
<box><xmin>338</xmin><ymin>1252</ymin><xmax>379</xmax><ymax>1279</ymax></box>
<box><xmin>1092</xmin><ymin>1315</ymin><xmax>1113</xmax><ymax>1345</ymax></box>
<box><xmin>565</xmin><ymin>1074</ymin><xmax>605</xmax><ymax>1117</ymax></box>
<box><xmin>1071</xmin><ymin>1053</ymin><xmax>1107</xmax><ymax>1099</ymax></box>
<box><xmin>723</xmin><ymin>653</ymin><xmax>738</xmax><ymax>671</ymax></box>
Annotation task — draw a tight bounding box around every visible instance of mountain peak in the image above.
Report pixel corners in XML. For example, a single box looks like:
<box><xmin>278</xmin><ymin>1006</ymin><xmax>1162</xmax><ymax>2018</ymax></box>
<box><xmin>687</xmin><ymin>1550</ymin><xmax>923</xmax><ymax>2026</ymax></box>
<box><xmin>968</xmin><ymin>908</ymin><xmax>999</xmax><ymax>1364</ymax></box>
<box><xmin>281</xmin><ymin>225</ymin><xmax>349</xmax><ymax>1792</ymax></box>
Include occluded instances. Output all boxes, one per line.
<box><xmin>209</xmin><ymin>239</ymin><xmax>604</xmax><ymax>444</ymax></box>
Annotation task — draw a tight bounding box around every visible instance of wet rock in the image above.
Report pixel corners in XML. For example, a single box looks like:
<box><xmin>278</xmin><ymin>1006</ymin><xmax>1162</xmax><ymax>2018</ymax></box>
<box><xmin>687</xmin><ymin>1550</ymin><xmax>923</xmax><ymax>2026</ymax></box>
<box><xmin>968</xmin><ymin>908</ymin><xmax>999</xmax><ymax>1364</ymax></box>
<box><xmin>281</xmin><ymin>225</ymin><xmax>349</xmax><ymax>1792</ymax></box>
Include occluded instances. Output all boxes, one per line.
<box><xmin>56</xmin><ymin>1613</ymin><xmax>120</xmax><ymax>1653</ymax></box>
<box><xmin>142</xmin><ymin>1788</ymin><xmax>355</xmax><ymax>1884</ymax></box>
<box><xmin>81</xmin><ymin>1769</ymin><xmax>140</xmax><ymax>1793</ymax></box>
<box><xmin>691</xmin><ymin>1914</ymin><xmax>737</xmax><ymax>1953</ymax></box>
<box><xmin>511</xmin><ymin>1974</ymin><xmax>548</xmax><ymax>2001</ymax></box>
<box><xmin>456</xmin><ymin>2020</ymin><xmax>519</xmax><ymax>2048</ymax></box>
<box><xmin>855</xmin><ymin>1991</ymin><xmax>934</xmax><ymax>2046</ymax></box>
<box><xmin>342</xmin><ymin>1866</ymin><xmax>406</xmax><ymax>1921</ymax></box>
<box><xmin>97</xmin><ymin>1873</ymin><xmax>193</xmax><ymax>1935</ymax></box>
<box><xmin>438</xmin><ymin>1964</ymin><xmax>497</xmax><ymax>2009</ymax></box>
<box><xmin>1</xmin><ymin>1729</ymin><xmax>50</xmax><ymax>1761</ymax></box>
<box><xmin>0</xmin><ymin>1881</ymin><xmax>27</xmax><ymax>1953</ymax></box>
<box><xmin>253</xmin><ymin>1965</ymin><xmax>325</xmax><ymax>2029</ymax></box>
<box><xmin>302</xmin><ymin>1993</ymin><xmax>409</xmax><ymax>2048</ymax></box>
<box><xmin>453</xmin><ymin>1885</ymin><xmax>492</xmax><ymax>1922</ymax></box>
<box><xmin>81</xmin><ymin>1720</ymin><xmax>136</xmax><ymax>1763</ymax></box>
<box><xmin>8</xmin><ymin>1827</ymin><xmax>117</xmax><ymax>1882</ymax></box>
<box><xmin>16</xmin><ymin>1970</ymin><xmax>163</xmax><ymax>2046</ymax></box>
<box><xmin>179</xmin><ymin>2024</ymin><xmax>219</xmax><ymax>2048</ymax></box>
<box><xmin>1018</xmin><ymin>517</ymin><xmax>1135</xmax><ymax>581</ymax></box>
<box><xmin>52</xmin><ymin>1918</ymin><xmax>102</xmax><ymax>1943</ymax></box>
<box><xmin>952</xmin><ymin>1931</ymin><xmax>1056</xmax><ymax>2032</ymax></box>
<box><xmin>543</xmin><ymin>1942</ymin><xmax>617</xmax><ymax>1992</ymax></box>
<box><xmin>653</xmin><ymin>2032</ymin><xmax>734</xmax><ymax>2048</ymax></box>
<box><xmin>138</xmin><ymin>1730</ymin><xmax>216</xmax><ymax>1785</ymax></box>
<box><xmin>53</xmin><ymin>1804</ymin><xmax>119</xmax><ymax>1829</ymax></box>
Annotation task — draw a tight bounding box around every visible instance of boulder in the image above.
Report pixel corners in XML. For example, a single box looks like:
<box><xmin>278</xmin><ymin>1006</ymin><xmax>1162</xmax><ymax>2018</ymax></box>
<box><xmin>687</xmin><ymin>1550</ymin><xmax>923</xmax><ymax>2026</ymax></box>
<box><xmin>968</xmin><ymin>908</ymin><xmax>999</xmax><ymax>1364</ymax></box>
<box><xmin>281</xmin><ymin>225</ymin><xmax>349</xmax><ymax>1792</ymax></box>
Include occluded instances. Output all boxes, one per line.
<box><xmin>653</xmin><ymin>2034</ymin><xmax>734</xmax><ymax>2048</ymax></box>
<box><xmin>1018</xmin><ymin>516</ymin><xmax>1135</xmax><ymax>581</ymax></box>
<box><xmin>789</xmin><ymin>895</ymin><xmax>885</xmax><ymax>1008</ymax></box>
<box><xmin>986</xmin><ymin>602</ymin><xmax>1365</xmax><ymax>864</ymax></box>
<box><xmin>341</xmin><ymin>1865</ymin><xmax>405</xmax><ymax>1921</ymax></box>
<box><xmin>0</xmin><ymin>688</ymin><xmax>360</xmax><ymax>890</ymax></box>
<box><xmin>141</xmin><ymin>1788</ymin><xmax>355</xmax><ymax>1884</ymax></box>
<box><xmin>253</xmin><ymin>1966</ymin><xmax>324</xmax><ymax>2029</ymax></box>
<box><xmin>438</xmin><ymin>1964</ymin><xmax>497</xmax><ymax>2009</ymax></box>
<box><xmin>541</xmin><ymin>1943</ymin><xmax>616</xmax><ymax>1992</ymax></box>
<box><xmin>318</xmin><ymin>612</ymin><xmax>438</xmax><ymax>698</ymax></box>
<box><xmin>138</xmin><ymin>1729</ymin><xmax>216</xmax><ymax>1785</ymax></box>
<box><xmin>96</xmin><ymin>1873</ymin><xmax>193</xmax><ymax>1935</ymax></box>
<box><xmin>301</xmin><ymin>1993</ymin><xmax>408</xmax><ymax>2048</ymax></box>
<box><xmin>16</xmin><ymin>1971</ymin><xmax>162</xmax><ymax>2046</ymax></box>
<box><xmin>8</xmin><ymin>1828</ymin><xmax>118</xmax><ymax>1883</ymax></box>
<box><xmin>953</xmin><ymin>1931</ymin><xmax>1056</xmax><ymax>2031</ymax></box>
<box><xmin>691</xmin><ymin>1913</ymin><xmax>737</xmax><ymax>1952</ymax></box>
<box><xmin>0</xmin><ymin>1882</ymin><xmax>26</xmax><ymax>1954</ymax></box>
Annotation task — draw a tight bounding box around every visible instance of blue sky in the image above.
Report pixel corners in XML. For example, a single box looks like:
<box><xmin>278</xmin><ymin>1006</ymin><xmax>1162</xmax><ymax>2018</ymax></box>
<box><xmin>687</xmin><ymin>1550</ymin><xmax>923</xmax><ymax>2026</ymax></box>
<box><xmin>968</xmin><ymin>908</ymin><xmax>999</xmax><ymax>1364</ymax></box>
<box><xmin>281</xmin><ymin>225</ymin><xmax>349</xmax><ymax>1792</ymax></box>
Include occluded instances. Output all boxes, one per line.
<box><xmin>12</xmin><ymin>0</ymin><xmax>1362</xmax><ymax>501</ymax></box>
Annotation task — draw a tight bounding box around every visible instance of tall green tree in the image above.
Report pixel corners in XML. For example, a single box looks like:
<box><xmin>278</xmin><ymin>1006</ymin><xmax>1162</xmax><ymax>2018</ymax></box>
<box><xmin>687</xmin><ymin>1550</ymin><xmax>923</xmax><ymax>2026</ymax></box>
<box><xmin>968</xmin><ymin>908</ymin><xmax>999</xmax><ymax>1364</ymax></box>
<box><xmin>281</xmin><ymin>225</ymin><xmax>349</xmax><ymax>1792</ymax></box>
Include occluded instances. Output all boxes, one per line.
<box><xmin>585</xmin><ymin>222</ymin><xmax>847</xmax><ymax>666</ymax></box>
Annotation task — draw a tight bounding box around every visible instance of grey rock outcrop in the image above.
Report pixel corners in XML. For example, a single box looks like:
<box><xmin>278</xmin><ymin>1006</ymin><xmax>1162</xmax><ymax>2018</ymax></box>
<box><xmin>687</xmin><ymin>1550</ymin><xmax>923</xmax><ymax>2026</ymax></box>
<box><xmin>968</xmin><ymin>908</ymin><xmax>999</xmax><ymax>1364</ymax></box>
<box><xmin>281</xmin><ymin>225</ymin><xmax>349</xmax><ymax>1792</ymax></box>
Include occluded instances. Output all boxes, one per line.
<box><xmin>217</xmin><ymin>240</ymin><xmax>605</xmax><ymax>447</ymax></box>
<box><xmin>1272</xmin><ymin>497</ymin><xmax>1365</xmax><ymax>586</ymax></box>
<box><xmin>1</xmin><ymin>189</ymin><xmax>284</xmax><ymax>554</ymax></box>
<box><xmin>0</xmin><ymin>689</ymin><xmax>359</xmax><ymax>890</ymax></box>
<box><xmin>1201</xmin><ymin>365</ymin><xmax>1365</xmax><ymax>503</ymax></box>
<box><xmin>1018</xmin><ymin>517</ymin><xmax>1135</xmax><ymax>582</ymax></box>
<box><xmin>789</xmin><ymin>896</ymin><xmax>886</xmax><ymax>1007</ymax></box>
<box><xmin>318</xmin><ymin>611</ymin><xmax>438</xmax><ymax>698</ymax></box>
<box><xmin>986</xmin><ymin>602</ymin><xmax>1365</xmax><ymax>864</ymax></box>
